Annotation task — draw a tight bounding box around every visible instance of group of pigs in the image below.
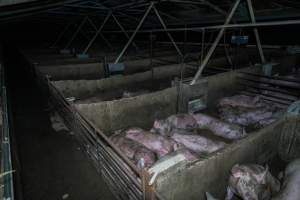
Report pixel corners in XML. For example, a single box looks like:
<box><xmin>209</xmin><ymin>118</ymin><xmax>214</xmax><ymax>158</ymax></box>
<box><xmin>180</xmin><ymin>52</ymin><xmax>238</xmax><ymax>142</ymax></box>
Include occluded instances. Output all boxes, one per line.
<box><xmin>218</xmin><ymin>94</ymin><xmax>283</xmax><ymax>128</ymax></box>
<box><xmin>110</xmin><ymin>111</ymin><xmax>246</xmax><ymax>170</ymax></box>
<box><xmin>110</xmin><ymin>93</ymin><xmax>289</xmax><ymax>200</ymax></box>
<box><xmin>207</xmin><ymin>159</ymin><xmax>300</xmax><ymax>200</ymax></box>
<box><xmin>110</xmin><ymin>94</ymin><xmax>282</xmax><ymax>171</ymax></box>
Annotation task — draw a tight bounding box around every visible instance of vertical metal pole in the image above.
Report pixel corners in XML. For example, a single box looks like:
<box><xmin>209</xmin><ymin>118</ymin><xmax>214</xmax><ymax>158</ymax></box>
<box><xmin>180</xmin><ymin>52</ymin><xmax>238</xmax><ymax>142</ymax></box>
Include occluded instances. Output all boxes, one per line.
<box><xmin>201</xmin><ymin>28</ymin><xmax>205</xmax><ymax>64</ymax></box>
<box><xmin>153</xmin><ymin>5</ymin><xmax>183</xmax><ymax>58</ymax></box>
<box><xmin>114</xmin><ymin>2</ymin><xmax>154</xmax><ymax>64</ymax></box>
<box><xmin>190</xmin><ymin>0</ymin><xmax>241</xmax><ymax>85</ymax></box>
<box><xmin>223</xmin><ymin>30</ymin><xmax>233</xmax><ymax>66</ymax></box>
<box><xmin>246</xmin><ymin>0</ymin><xmax>266</xmax><ymax>63</ymax></box>
<box><xmin>183</xmin><ymin>24</ymin><xmax>187</xmax><ymax>56</ymax></box>
<box><xmin>112</xmin><ymin>14</ymin><xmax>139</xmax><ymax>51</ymax></box>
<box><xmin>50</xmin><ymin>22</ymin><xmax>72</xmax><ymax>48</ymax></box>
<box><xmin>64</xmin><ymin>17</ymin><xmax>88</xmax><ymax>50</ymax></box>
<box><xmin>82</xmin><ymin>12</ymin><xmax>112</xmax><ymax>54</ymax></box>
<box><xmin>150</xmin><ymin>31</ymin><xmax>153</xmax><ymax>68</ymax></box>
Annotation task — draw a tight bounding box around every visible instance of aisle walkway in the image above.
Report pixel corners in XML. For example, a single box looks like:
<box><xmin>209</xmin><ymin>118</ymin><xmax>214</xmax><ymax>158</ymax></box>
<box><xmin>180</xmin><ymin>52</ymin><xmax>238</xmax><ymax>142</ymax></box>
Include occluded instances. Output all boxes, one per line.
<box><xmin>5</xmin><ymin>47</ymin><xmax>115</xmax><ymax>200</ymax></box>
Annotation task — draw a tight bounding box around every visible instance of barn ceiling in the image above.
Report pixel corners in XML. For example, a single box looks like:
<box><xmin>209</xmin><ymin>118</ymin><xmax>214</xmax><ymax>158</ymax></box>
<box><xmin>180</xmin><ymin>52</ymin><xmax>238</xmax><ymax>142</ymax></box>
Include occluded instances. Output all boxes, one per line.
<box><xmin>1</xmin><ymin>0</ymin><xmax>300</xmax><ymax>28</ymax></box>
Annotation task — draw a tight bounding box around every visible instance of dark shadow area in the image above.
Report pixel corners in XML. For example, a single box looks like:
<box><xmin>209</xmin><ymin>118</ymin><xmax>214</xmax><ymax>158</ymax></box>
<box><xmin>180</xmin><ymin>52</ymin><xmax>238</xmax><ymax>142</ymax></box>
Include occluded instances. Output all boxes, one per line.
<box><xmin>3</xmin><ymin>44</ymin><xmax>115</xmax><ymax>200</ymax></box>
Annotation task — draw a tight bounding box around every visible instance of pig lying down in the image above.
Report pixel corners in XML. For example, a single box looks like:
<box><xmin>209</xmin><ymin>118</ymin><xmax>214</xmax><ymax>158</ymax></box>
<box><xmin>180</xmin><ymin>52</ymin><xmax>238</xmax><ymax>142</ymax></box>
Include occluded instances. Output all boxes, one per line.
<box><xmin>218</xmin><ymin>95</ymin><xmax>283</xmax><ymax>128</ymax></box>
<box><xmin>152</xmin><ymin>114</ymin><xmax>198</xmax><ymax>136</ymax></box>
<box><xmin>110</xmin><ymin>134</ymin><xmax>156</xmax><ymax>169</ymax></box>
<box><xmin>153</xmin><ymin>113</ymin><xmax>245</xmax><ymax>140</ymax></box>
<box><xmin>218</xmin><ymin>95</ymin><xmax>266</xmax><ymax>109</ymax></box>
<box><xmin>170</xmin><ymin>130</ymin><xmax>225</xmax><ymax>155</ymax></box>
<box><xmin>111</xmin><ymin>125</ymin><xmax>225</xmax><ymax>170</ymax></box>
<box><xmin>110</xmin><ymin>128</ymin><xmax>198</xmax><ymax>169</ymax></box>
<box><xmin>192</xmin><ymin>113</ymin><xmax>246</xmax><ymax>140</ymax></box>
<box><xmin>124</xmin><ymin>128</ymin><xmax>180</xmax><ymax>158</ymax></box>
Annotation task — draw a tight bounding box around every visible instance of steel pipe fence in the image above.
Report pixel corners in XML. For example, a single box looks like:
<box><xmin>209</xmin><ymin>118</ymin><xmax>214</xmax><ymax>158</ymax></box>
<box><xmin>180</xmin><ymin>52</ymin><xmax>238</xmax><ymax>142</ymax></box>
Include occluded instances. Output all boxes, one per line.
<box><xmin>33</xmin><ymin>66</ymin><xmax>159</xmax><ymax>200</ymax></box>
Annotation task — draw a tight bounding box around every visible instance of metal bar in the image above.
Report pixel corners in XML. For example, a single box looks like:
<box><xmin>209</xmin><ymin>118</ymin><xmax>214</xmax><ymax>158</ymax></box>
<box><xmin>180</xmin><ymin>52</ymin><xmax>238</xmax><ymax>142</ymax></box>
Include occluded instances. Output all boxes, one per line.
<box><xmin>2</xmin><ymin>86</ymin><xmax>15</xmax><ymax>200</ymax></box>
<box><xmin>101</xmin><ymin>18</ymin><xmax>300</xmax><ymax>33</ymax></box>
<box><xmin>202</xmin><ymin>0</ymin><xmax>227</xmax><ymax>16</ymax></box>
<box><xmin>201</xmin><ymin>29</ymin><xmax>205</xmax><ymax>64</ymax></box>
<box><xmin>114</xmin><ymin>2</ymin><xmax>154</xmax><ymax>64</ymax></box>
<box><xmin>99</xmin><ymin>33</ymin><xmax>114</xmax><ymax>51</ymax></box>
<box><xmin>153</xmin><ymin>5</ymin><xmax>183</xmax><ymax>58</ymax></box>
<box><xmin>240</xmin><ymin>71</ymin><xmax>300</xmax><ymax>84</ymax></box>
<box><xmin>241</xmin><ymin>91</ymin><xmax>291</xmax><ymax>105</ymax></box>
<box><xmin>246</xmin><ymin>0</ymin><xmax>266</xmax><ymax>63</ymax></box>
<box><xmin>190</xmin><ymin>0</ymin><xmax>241</xmax><ymax>85</ymax></box>
<box><xmin>87</xmin><ymin>17</ymin><xmax>114</xmax><ymax>51</ymax></box>
<box><xmin>239</xmin><ymin>80</ymin><xmax>300</xmax><ymax>96</ymax></box>
<box><xmin>82</xmin><ymin>12</ymin><xmax>112</xmax><ymax>54</ymax></box>
<box><xmin>87</xmin><ymin>17</ymin><xmax>98</xmax><ymax>30</ymax></box>
<box><xmin>50</xmin><ymin>23</ymin><xmax>72</xmax><ymax>48</ymax></box>
<box><xmin>111</xmin><ymin>14</ymin><xmax>139</xmax><ymax>51</ymax></box>
<box><xmin>168</xmin><ymin>0</ymin><xmax>227</xmax><ymax>16</ymax></box>
<box><xmin>238</xmin><ymin>75</ymin><xmax>300</xmax><ymax>89</ymax></box>
<box><xmin>159</xmin><ymin>10</ymin><xmax>185</xmax><ymax>24</ymax></box>
<box><xmin>64</xmin><ymin>16</ymin><xmax>88</xmax><ymax>49</ymax></box>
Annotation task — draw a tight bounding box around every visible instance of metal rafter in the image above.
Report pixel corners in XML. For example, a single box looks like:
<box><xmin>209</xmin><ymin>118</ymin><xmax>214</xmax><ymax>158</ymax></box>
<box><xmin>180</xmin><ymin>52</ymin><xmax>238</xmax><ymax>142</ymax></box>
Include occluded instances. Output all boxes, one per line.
<box><xmin>114</xmin><ymin>2</ymin><xmax>154</xmax><ymax>64</ymax></box>
<box><xmin>153</xmin><ymin>5</ymin><xmax>183</xmax><ymax>58</ymax></box>
<box><xmin>190</xmin><ymin>0</ymin><xmax>241</xmax><ymax>85</ymax></box>
<box><xmin>82</xmin><ymin>11</ymin><xmax>112</xmax><ymax>54</ymax></box>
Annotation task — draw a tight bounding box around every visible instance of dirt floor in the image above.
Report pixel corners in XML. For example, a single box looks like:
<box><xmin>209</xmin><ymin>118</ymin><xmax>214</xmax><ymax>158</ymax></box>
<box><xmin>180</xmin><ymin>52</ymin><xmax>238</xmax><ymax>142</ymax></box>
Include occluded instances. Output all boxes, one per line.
<box><xmin>5</xmin><ymin>48</ymin><xmax>116</xmax><ymax>200</ymax></box>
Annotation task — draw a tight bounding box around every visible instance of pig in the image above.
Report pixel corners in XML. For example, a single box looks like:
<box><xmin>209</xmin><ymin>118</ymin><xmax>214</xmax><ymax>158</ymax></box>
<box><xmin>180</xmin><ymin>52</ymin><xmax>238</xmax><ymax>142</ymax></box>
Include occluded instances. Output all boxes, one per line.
<box><xmin>124</xmin><ymin>128</ymin><xmax>180</xmax><ymax>158</ymax></box>
<box><xmin>272</xmin><ymin>159</ymin><xmax>300</xmax><ymax>200</ymax></box>
<box><xmin>110</xmin><ymin>135</ymin><xmax>156</xmax><ymax>169</ymax></box>
<box><xmin>192</xmin><ymin>113</ymin><xmax>246</xmax><ymax>140</ymax></box>
<box><xmin>219</xmin><ymin>106</ymin><xmax>277</xmax><ymax>127</ymax></box>
<box><xmin>152</xmin><ymin>119</ymin><xmax>172</xmax><ymax>136</ymax></box>
<box><xmin>225</xmin><ymin>164</ymin><xmax>280</xmax><ymax>200</ymax></box>
<box><xmin>170</xmin><ymin>131</ymin><xmax>225</xmax><ymax>155</ymax></box>
<box><xmin>152</xmin><ymin>114</ymin><xmax>198</xmax><ymax>136</ymax></box>
<box><xmin>218</xmin><ymin>95</ymin><xmax>264</xmax><ymax>109</ymax></box>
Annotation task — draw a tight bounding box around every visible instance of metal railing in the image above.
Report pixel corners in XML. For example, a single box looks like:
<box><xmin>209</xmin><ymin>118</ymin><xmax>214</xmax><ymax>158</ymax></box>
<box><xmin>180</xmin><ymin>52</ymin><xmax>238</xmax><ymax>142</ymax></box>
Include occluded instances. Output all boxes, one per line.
<box><xmin>33</xmin><ymin>63</ymin><xmax>159</xmax><ymax>200</ymax></box>
<box><xmin>1</xmin><ymin>79</ymin><xmax>15</xmax><ymax>200</ymax></box>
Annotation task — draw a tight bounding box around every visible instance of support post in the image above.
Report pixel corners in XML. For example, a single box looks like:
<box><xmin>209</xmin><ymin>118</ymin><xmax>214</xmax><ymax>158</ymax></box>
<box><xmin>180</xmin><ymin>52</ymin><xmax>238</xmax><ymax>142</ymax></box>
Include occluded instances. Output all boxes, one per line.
<box><xmin>112</xmin><ymin>14</ymin><xmax>139</xmax><ymax>51</ymax></box>
<box><xmin>64</xmin><ymin>17</ymin><xmax>88</xmax><ymax>50</ymax></box>
<box><xmin>82</xmin><ymin>12</ymin><xmax>112</xmax><ymax>55</ymax></box>
<box><xmin>114</xmin><ymin>2</ymin><xmax>154</xmax><ymax>64</ymax></box>
<box><xmin>141</xmin><ymin>170</ymin><xmax>155</xmax><ymax>200</ymax></box>
<box><xmin>190</xmin><ymin>0</ymin><xmax>241</xmax><ymax>85</ymax></box>
<box><xmin>200</xmin><ymin>28</ymin><xmax>205</xmax><ymax>64</ymax></box>
<box><xmin>246</xmin><ymin>0</ymin><xmax>266</xmax><ymax>63</ymax></box>
<box><xmin>153</xmin><ymin>5</ymin><xmax>183</xmax><ymax>58</ymax></box>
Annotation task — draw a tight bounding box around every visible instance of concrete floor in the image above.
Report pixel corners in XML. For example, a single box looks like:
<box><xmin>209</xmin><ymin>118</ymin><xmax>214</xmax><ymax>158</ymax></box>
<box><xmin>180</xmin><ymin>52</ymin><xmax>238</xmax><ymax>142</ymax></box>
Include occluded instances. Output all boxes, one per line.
<box><xmin>6</xmin><ymin>50</ymin><xmax>116</xmax><ymax>200</ymax></box>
